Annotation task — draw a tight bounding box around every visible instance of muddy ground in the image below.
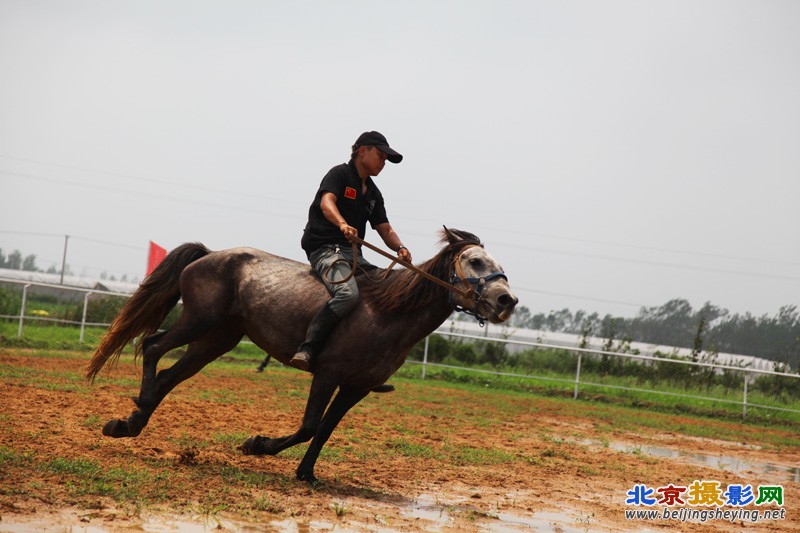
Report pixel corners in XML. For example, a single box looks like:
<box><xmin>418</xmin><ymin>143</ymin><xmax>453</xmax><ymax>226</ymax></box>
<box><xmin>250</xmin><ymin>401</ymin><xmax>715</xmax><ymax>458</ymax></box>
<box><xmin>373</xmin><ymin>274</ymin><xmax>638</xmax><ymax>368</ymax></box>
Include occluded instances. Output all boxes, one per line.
<box><xmin>0</xmin><ymin>348</ymin><xmax>798</xmax><ymax>532</ymax></box>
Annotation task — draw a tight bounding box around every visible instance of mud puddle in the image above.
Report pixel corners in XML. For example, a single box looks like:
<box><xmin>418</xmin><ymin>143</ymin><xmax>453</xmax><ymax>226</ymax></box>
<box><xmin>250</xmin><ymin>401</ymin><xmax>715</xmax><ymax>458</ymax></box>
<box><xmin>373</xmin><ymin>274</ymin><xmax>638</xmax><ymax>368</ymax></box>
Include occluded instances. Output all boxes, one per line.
<box><xmin>0</xmin><ymin>498</ymin><xmax>610</xmax><ymax>532</ymax></box>
<box><xmin>597</xmin><ymin>441</ymin><xmax>800</xmax><ymax>483</ymax></box>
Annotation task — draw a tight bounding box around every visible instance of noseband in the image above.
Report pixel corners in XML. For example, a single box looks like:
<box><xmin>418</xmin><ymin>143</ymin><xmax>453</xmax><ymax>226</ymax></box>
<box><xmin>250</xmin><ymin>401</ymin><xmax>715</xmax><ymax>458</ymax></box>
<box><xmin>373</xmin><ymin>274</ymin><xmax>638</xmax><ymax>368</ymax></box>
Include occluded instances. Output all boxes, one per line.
<box><xmin>449</xmin><ymin>245</ymin><xmax>509</xmax><ymax>326</ymax></box>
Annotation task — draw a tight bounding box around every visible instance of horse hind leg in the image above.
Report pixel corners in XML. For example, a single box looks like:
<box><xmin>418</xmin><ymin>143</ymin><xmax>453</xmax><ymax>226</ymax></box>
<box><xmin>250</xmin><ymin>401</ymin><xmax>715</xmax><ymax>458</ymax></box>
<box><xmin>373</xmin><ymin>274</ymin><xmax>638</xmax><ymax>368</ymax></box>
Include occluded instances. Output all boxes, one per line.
<box><xmin>102</xmin><ymin>320</ymin><xmax>239</xmax><ymax>438</ymax></box>
<box><xmin>134</xmin><ymin>317</ymin><xmax>206</xmax><ymax>410</ymax></box>
<box><xmin>103</xmin><ymin>331</ymin><xmax>172</xmax><ymax>438</ymax></box>
<box><xmin>127</xmin><ymin>329</ymin><xmax>169</xmax><ymax>406</ymax></box>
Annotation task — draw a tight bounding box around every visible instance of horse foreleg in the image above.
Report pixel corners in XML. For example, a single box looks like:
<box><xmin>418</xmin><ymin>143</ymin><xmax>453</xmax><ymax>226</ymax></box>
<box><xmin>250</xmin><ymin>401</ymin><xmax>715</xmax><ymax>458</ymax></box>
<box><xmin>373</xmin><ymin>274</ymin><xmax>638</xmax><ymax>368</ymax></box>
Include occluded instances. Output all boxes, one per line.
<box><xmin>102</xmin><ymin>327</ymin><xmax>241</xmax><ymax>438</ymax></box>
<box><xmin>242</xmin><ymin>375</ymin><xmax>337</xmax><ymax>456</ymax></box>
<box><xmin>295</xmin><ymin>386</ymin><xmax>369</xmax><ymax>483</ymax></box>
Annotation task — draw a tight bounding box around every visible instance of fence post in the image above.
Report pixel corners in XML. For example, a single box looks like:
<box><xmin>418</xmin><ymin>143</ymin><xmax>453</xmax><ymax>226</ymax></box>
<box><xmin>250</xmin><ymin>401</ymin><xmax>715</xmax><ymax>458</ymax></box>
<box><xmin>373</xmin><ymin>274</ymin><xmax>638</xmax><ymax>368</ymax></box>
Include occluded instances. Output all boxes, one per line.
<box><xmin>18</xmin><ymin>284</ymin><xmax>31</xmax><ymax>337</ymax></box>
<box><xmin>742</xmin><ymin>372</ymin><xmax>749</xmax><ymax>420</ymax></box>
<box><xmin>422</xmin><ymin>336</ymin><xmax>430</xmax><ymax>379</ymax></box>
<box><xmin>80</xmin><ymin>291</ymin><xmax>91</xmax><ymax>342</ymax></box>
<box><xmin>574</xmin><ymin>352</ymin><xmax>582</xmax><ymax>399</ymax></box>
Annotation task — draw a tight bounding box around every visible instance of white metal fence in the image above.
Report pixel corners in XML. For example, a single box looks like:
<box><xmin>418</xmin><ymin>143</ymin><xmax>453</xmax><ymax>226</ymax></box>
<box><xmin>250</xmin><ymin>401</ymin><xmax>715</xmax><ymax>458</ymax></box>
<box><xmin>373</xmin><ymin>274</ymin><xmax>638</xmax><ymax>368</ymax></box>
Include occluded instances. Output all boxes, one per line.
<box><xmin>415</xmin><ymin>331</ymin><xmax>800</xmax><ymax>419</ymax></box>
<box><xmin>0</xmin><ymin>277</ymin><xmax>132</xmax><ymax>342</ymax></box>
<box><xmin>2</xmin><ymin>277</ymin><xmax>798</xmax><ymax>419</ymax></box>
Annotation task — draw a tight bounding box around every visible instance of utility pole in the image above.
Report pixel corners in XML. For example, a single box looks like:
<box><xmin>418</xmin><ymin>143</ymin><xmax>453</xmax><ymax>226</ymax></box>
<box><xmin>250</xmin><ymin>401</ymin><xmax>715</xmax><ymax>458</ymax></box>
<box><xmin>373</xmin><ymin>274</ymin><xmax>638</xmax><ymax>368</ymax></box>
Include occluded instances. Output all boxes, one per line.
<box><xmin>60</xmin><ymin>235</ymin><xmax>69</xmax><ymax>285</ymax></box>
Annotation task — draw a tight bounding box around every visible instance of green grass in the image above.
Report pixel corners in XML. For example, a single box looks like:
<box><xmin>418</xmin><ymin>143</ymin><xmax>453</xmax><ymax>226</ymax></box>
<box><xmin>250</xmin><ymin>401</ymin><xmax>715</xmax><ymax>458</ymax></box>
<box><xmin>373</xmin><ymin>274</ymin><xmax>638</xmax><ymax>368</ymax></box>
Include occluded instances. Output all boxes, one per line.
<box><xmin>447</xmin><ymin>445</ymin><xmax>515</xmax><ymax>466</ymax></box>
<box><xmin>252</xmin><ymin>494</ymin><xmax>284</xmax><ymax>514</ymax></box>
<box><xmin>394</xmin><ymin>360</ymin><xmax>800</xmax><ymax>427</ymax></box>
<box><xmin>41</xmin><ymin>456</ymin><xmax>173</xmax><ymax>503</ymax></box>
<box><xmin>387</xmin><ymin>438</ymin><xmax>436</xmax><ymax>458</ymax></box>
<box><xmin>0</xmin><ymin>320</ymin><xmax>101</xmax><ymax>350</ymax></box>
<box><xmin>4</xmin><ymin>322</ymin><xmax>800</xmax><ymax>434</ymax></box>
<box><xmin>0</xmin><ymin>363</ymin><xmax>92</xmax><ymax>392</ymax></box>
<box><xmin>383</xmin><ymin>374</ymin><xmax>800</xmax><ymax>449</ymax></box>
<box><xmin>0</xmin><ymin>320</ymin><xmax>269</xmax><ymax>359</ymax></box>
<box><xmin>5</xmin><ymin>318</ymin><xmax>799</xmax><ymax>409</ymax></box>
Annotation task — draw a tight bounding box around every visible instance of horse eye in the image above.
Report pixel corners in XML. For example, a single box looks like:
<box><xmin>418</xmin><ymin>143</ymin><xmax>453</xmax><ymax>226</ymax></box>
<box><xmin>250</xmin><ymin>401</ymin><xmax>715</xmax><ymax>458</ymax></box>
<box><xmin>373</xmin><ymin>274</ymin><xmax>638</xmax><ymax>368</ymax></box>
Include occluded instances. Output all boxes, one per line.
<box><xmin>469</xmin><ymin>258</ymin><xmax>483</xmax><ymax>267</ymax></box>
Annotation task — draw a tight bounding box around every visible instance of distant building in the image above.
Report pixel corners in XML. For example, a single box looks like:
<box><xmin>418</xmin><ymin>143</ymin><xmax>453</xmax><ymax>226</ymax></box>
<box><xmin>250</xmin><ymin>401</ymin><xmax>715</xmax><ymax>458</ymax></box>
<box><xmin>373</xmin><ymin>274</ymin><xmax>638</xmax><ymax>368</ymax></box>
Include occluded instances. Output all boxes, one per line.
<box><xmin>436</xmin><ymin>317</ymin><xmax>775</xmax><ymax>371</ymax></box>
<box><xmin>0</xmin><ymin>268</ymin><xmax>138</xmax><ymax>301</ymax></box>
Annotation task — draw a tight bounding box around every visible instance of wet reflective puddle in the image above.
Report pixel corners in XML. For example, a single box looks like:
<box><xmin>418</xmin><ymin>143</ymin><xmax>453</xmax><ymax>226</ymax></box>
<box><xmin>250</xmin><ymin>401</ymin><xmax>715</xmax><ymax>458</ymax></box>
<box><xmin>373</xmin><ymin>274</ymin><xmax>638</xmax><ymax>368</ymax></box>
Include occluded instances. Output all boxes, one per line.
<box><xmin>401</xmin><ymin>493</ymin><xmax>613</xmax><ymax>532</ymax></box>
<box><xmin>3</xmin><ymin>439</ymin><xmax>792</xmax><ymax>532</ymax></box>
<box><xmin>600</xmin><ymin>441</ymin><xmax>800</xmax><ymax>483</ymax></box>
<box><xmin>0</xmin><ymin>501</ymin><xmax>612</xmax><ymax>532</ymax></box>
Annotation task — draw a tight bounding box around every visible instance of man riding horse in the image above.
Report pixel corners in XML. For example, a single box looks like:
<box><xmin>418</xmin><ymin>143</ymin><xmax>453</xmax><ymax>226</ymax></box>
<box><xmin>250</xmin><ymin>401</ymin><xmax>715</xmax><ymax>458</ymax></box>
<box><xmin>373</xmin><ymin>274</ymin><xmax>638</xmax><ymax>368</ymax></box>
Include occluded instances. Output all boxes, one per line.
<box><xmin>85</xmin><ymin>131</ymin><xmax>518</xmax><ymax>482</ymax></box>
<box><xmin>289</xmin><ymin>131</ymin><xmax>413</xmax><ymax>373</ymax></box>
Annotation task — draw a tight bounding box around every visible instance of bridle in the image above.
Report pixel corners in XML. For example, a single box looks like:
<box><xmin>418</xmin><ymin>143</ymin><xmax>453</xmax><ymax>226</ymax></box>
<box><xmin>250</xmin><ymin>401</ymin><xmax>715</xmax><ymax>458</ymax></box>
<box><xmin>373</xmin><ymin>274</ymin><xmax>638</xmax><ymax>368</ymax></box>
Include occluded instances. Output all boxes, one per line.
<box><xmin>325</xmin><ymin>237</ymin><xmax>508</xmax><ymax>326</ymax></box>
<box><xmin>448</xmin><ymin>244</ymin><xmax>508</xmax><ymax>326</ymax></box>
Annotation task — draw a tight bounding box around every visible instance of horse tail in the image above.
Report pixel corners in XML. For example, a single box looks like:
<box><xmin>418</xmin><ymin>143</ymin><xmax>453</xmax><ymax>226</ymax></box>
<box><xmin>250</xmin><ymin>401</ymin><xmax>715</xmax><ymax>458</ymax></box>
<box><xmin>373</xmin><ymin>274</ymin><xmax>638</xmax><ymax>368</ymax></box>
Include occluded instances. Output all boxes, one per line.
<box><xmin>85</xmin><ymin>242</ymin><xmax>210</xmax><ymax>382</ymax></box>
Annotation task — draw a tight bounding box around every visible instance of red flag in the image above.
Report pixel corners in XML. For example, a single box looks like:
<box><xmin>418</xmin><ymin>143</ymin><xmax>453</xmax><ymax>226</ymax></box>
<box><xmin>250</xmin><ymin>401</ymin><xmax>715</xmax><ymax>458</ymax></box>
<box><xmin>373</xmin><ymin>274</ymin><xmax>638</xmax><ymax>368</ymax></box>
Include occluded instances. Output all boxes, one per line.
<box><xmin>146</xmin><ymin>241</ymin><xmax>167</xmax><ymax>276</ymax></box>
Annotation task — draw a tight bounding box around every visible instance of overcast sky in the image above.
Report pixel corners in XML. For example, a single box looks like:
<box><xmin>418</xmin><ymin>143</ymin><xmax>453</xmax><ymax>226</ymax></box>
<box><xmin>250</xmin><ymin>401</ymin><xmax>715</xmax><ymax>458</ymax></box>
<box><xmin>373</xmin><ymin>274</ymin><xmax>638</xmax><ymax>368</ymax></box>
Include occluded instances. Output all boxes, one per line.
<box><xmin>1</xmin><ymin>1</ymin><xmax>798</xmax><ymax>319</ymax></box>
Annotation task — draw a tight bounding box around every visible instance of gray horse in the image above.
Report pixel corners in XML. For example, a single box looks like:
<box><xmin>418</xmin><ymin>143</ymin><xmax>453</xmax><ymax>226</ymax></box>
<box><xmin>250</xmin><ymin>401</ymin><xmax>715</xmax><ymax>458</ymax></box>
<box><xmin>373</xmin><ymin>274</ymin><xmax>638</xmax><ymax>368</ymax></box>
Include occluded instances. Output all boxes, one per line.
<box><xmin>85</xmin><ymin>227</ymin><xmax>517</xmax><ymax>482</ymax></box>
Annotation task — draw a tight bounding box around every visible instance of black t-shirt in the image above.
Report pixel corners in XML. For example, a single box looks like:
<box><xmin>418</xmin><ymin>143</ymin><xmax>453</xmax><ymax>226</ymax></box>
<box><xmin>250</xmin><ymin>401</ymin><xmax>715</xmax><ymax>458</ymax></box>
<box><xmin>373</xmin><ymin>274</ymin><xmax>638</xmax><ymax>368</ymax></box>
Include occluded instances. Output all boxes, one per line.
<box><xmin>301</xmin><ymin>160</ymin><xmax>389</xmax><ymax>255</ymax></box>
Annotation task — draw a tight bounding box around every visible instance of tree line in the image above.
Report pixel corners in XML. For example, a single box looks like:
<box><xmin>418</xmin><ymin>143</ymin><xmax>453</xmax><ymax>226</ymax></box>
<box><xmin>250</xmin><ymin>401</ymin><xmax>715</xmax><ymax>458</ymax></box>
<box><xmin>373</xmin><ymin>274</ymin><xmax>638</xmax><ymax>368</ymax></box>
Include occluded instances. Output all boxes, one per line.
<box><xmin>510</xmin><ymin>298</ymin><xmax>800</xmax><ymax>370</ymax></box>
<box><xmin>0</xmin><ymin>247</ymin><xmax>133</xmax><ymax>282</ymax></box>
<box><xmin>0</xmin><ymin>248</ymin><xmax>41</xmax><ymax>272</ymax></box>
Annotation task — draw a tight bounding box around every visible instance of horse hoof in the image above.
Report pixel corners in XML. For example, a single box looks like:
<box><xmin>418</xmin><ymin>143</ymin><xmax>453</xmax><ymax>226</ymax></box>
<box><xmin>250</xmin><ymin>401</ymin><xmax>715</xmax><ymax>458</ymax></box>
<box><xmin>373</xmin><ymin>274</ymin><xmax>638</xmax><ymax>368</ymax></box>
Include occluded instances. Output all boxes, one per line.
<box><xmin>296</xmin><ymin>468</ymin><xmax>318</xmax><ymax>484</ymax></box>
<box><xmin>371</xmin><ymin>384</ymin><xmax>395</xmax><ymax>393</ymax></box>
<box><xmin>102</xmin><ymin>419</ymin><xmax>131</xmax><ymax>438</ymax></box>
<box><xmin>242</xmin><ymin>435</ymin><xmax>276</xmax><ymax>455</ymax></box>
<box><xmin>242</xmin><ymin>436</ymin><xmax>257</xmax><ymax>455</ymax></box>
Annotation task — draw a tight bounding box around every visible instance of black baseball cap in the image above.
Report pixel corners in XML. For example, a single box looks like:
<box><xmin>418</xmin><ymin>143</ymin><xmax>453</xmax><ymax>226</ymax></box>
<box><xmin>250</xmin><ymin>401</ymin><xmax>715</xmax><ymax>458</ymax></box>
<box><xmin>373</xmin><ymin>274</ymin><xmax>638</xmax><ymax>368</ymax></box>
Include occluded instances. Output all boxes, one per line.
<box><xmin>353</xmin><ymin>131</ymin><xmax>403</xmax><ymax>163</ymax></box>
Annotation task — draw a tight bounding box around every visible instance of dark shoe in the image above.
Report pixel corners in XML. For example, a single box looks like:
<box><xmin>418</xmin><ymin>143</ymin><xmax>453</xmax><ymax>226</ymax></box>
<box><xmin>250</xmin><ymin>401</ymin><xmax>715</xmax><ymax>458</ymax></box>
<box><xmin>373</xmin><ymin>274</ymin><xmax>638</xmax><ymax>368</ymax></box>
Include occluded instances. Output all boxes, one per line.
<box><xmin>371</xmin><ymin>384</ymin><xmax>395</xmax><ymax>393</ymax></box>
<box><xmin>288</xmin><ymin>350</ymin><xmax>311</xmax><ymax>371</ymax></box>
<box><xmin>288</xmin><ymin>304</ymin><xmax>341</xmax><ymax>372</ymax></box>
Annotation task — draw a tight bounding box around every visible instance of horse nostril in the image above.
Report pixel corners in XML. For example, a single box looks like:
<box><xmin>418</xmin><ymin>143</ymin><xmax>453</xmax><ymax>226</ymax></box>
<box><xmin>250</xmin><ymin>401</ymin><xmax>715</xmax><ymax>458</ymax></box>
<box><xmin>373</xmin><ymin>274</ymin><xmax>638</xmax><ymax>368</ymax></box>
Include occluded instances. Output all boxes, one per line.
<box><xmin>498</xmin><ymin>294</ymin><xmax>514</xmax><ymax>308</ymax></box>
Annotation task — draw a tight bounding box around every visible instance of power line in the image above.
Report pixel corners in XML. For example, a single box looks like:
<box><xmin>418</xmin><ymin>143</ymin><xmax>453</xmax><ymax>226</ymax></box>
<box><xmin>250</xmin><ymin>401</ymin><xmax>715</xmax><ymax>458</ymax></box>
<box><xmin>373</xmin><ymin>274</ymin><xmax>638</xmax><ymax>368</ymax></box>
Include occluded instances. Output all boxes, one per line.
<box><xmin>4</xmin><ymin>163</ymin><xmax>798</xmax><ymax>291</ymax></box>
<box><xmin>0</xmin><ymin>230</ymin><xmax>144</xmax><ymax>251</ymax></box>
<box><xmin>0</xmin><ymin>169</ymin><xmax>304</xmax><ymax>220</ymax></box>
<box><xmin>494</xmin><ymin>227</ymin><xmax>800</xmax><ymax>268</ymax></box>
<box><xmin>4</xmin><ymin>153</ymin><xmax>796</xmax><ymax>268</ymax></box>
<box><xmin>491</xmin><ymin>241</ymin><xmax>800</xmax><ymax>283</ymax></box>
<box><xmin>0</xmin><ymin>180</ymin><xmax>800</xmax><ymax>281</ymax></box>
<box><xmin>0</xmin><ymin>153</ymin><xmax>302</xmax><ymax>205</ymax></box>
<box><xmin>395</xmin><ymin>216</ymin><xmax>800</xmax><ymax>268</ymax></box>
<box><xmin>71</xmin><ymin>235</ymin><xmax>143</xmax><ymax>251</ymax></box>
<box><xmin>0</xmin><ymin>230</ymin><xmax>64</xmax><ymax>238</ymax></box>
<box><xmin>0</xmin><ymin>228</ymin><xmax>788</xmax><ymax>315</ymax></box>
<box><xmin>400</xmin><ymin>227</ymin><xmax>800</xmax><ymax>282</ymax></box>
<box><xmin>513</xmin><ymin>286</ymin><xmax>645</xmax><ymax>308</ymax></box>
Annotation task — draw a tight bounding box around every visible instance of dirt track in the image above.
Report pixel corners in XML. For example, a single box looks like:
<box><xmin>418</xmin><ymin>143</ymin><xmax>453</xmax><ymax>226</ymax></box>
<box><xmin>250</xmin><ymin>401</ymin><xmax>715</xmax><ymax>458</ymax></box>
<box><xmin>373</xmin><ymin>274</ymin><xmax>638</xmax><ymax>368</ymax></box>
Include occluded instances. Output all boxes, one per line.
<box><xmin>0</xmin><ymin>348</ymin><xmax>798</xmax><ymax>532</ymax></box>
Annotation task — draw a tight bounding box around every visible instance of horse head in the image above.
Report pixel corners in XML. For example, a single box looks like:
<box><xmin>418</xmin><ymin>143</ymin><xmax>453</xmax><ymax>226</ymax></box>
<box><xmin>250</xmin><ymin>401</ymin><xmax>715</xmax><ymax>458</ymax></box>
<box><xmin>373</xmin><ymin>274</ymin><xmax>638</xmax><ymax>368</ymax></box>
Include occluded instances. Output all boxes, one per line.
<box><xmin>441</xmin><ymin>227</ymin><xmax>518</xmax><ymax>325</ymax></box>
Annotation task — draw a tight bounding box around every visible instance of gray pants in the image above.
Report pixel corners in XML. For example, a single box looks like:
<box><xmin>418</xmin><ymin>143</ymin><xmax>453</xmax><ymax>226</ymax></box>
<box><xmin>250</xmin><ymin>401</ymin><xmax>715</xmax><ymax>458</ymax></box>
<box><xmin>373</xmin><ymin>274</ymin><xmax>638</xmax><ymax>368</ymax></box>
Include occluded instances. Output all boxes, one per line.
<box><xmin>308</xmin><ymin>245</ymin><xmax>375</xmax><ymax>317</ymax></box>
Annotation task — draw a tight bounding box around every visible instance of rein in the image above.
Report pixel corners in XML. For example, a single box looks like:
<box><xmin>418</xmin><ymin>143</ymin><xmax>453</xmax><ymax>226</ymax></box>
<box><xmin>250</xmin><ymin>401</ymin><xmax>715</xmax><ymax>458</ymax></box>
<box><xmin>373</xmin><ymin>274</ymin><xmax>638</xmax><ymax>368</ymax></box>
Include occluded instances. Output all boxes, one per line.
<box><xmin>323</xmin><ymin>237</ymin><xmax>507</xmax><ymax>325</ymax></box>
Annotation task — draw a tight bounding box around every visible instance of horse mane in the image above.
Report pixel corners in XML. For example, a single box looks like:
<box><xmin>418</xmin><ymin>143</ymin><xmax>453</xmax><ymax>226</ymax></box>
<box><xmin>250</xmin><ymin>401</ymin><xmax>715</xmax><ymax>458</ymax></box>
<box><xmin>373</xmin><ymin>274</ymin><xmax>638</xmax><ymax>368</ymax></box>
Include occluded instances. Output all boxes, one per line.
<box><xmin>359</xmin><ymin>228</ymin><xmax>482</xmax><ymax>313</ymax></box>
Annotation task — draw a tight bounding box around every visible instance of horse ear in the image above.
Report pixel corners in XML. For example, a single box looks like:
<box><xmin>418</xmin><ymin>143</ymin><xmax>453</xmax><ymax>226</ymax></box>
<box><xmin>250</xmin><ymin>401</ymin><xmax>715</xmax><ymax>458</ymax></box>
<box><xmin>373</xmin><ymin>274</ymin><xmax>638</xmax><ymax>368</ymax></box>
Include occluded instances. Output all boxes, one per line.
<box><xmin>442</xmin><ymin>225</ymin><xmax>458</xmax><ymax>244</ymax></box>
<box><xmin>440</xmin><ymin>226</ymin><xmax>481</xmax><ymax>246</ymax></box>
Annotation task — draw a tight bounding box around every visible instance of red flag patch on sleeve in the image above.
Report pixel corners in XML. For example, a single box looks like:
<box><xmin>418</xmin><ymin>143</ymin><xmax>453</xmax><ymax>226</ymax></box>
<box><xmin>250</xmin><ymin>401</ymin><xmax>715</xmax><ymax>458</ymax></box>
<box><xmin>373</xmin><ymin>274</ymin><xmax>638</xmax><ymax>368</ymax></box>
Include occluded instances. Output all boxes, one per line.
<box><xmin>344</xmin><ymin>187</ymin><xmax>357</xmax><ymax>200</ymax></box>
